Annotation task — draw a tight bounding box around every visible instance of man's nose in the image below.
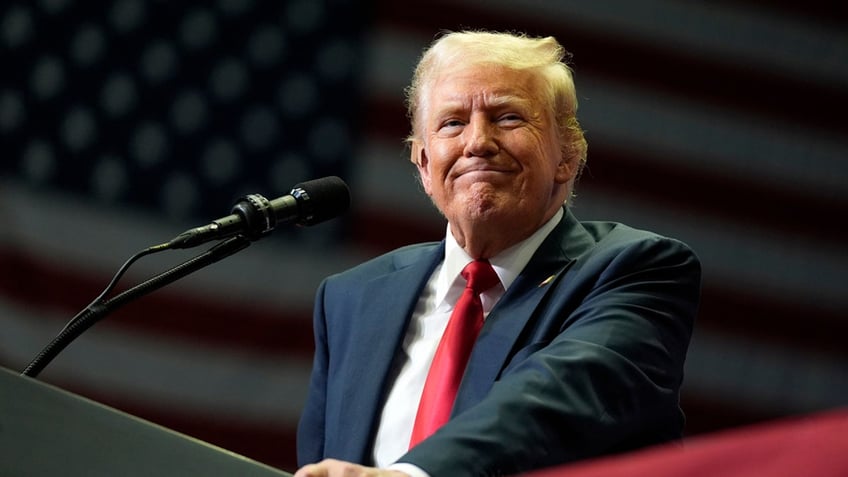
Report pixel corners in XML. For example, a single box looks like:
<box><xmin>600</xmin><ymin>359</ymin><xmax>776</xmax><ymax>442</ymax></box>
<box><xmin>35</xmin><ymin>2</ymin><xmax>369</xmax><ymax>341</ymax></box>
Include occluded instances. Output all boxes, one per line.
<box><xmin>463</xmin><ymin>117</ymin><xmax>499</xmax><ymax>157</ymax></box>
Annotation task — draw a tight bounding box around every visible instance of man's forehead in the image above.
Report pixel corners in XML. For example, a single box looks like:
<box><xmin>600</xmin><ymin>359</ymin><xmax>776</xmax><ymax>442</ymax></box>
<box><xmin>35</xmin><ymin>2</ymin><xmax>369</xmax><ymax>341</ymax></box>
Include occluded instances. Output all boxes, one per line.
<box><xmin>432</xmin><ymin>91</ymin><xmax>536</xmax><ymax>109</ymax></box>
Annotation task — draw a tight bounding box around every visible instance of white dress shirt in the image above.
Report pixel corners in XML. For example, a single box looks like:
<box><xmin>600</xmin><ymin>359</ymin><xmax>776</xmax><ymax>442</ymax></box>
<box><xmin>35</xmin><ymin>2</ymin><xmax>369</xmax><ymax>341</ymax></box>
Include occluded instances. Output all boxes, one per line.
<box><xmin>373</xmin><ymin>208</ymin><xmax>564</xmax><ymax>474</ymax></box>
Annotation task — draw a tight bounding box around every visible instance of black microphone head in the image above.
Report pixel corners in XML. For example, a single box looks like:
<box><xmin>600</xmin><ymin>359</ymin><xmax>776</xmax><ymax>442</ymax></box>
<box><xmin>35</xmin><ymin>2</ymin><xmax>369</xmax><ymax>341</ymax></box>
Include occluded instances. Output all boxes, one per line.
<box><xmin>290</xmin><ymin>176</ymin><xmax>351</xmax><ymax>226</ymax></box>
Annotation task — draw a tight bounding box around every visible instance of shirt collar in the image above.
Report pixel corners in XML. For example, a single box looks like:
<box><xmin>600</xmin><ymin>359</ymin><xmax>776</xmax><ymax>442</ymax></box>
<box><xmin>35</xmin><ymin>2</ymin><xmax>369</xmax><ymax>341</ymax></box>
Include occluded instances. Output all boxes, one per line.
<box><xmin>435</xmin><ymin>207</ymin><xmax>564</xmax><ymax>306</ymax></box>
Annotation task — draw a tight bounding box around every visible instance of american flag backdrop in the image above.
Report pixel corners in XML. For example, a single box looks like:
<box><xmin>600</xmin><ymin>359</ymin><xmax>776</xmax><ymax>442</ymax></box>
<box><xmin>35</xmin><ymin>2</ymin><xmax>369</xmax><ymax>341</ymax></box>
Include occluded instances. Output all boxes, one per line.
<box><xmin>1</xmin><ymin>0</ymin><xmax>846</xmax><ymax>472</ymax></box>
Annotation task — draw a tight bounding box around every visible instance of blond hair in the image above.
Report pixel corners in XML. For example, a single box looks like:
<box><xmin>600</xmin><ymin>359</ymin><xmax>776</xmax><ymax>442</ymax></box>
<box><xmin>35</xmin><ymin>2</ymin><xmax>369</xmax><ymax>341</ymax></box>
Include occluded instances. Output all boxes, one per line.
<box><xmin>405</xmin><ymin>30</ymin><xmax>588</xmax><ymax>174</ymax></box>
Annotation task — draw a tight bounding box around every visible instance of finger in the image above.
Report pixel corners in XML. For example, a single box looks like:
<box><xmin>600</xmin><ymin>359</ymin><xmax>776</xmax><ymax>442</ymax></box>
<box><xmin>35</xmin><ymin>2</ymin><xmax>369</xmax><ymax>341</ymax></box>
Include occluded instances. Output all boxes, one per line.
<box><xmin>293</xmin><ymin>463</ymin><xmax>325</xmax><ymax>477</ymax></box>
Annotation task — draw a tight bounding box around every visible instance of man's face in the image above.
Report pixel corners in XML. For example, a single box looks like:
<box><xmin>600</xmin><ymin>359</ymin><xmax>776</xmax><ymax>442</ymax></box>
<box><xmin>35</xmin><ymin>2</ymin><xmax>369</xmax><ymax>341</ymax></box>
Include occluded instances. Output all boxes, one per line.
<box><xmin>414</xmin><ymin>63</ymin><xmax>576</xmax><ymax>236</ymax></box>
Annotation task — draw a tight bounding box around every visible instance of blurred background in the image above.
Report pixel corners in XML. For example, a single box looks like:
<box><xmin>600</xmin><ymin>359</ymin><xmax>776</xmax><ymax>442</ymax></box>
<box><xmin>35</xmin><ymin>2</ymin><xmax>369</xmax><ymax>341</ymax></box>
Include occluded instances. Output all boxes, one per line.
<box><xmin>1</xmin><ymin>0</ymin><xmax>846</xmax><ymax>471</ymax></box>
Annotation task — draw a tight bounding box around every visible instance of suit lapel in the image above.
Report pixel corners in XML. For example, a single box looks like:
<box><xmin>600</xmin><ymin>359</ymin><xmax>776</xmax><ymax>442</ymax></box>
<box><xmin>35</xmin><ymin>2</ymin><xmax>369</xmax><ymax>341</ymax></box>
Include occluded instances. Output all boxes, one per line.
<box><xmin>453</xmin><ymin>210</ymin><xmax>595</xmax><ymax>410</ymax></box>
<box><xmin>337</xmin><ymin>244</ymin><xmax>444</xmax><ymax>462</ymax></box>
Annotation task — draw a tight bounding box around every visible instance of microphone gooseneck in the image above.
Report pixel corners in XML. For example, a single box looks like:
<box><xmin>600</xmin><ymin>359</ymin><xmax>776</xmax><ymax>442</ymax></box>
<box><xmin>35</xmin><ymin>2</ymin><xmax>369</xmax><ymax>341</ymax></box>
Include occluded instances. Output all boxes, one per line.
<box><xmin>21</xmin><ymin>176</ymin><xmax>351</xmax><ymax>377</ymax></box>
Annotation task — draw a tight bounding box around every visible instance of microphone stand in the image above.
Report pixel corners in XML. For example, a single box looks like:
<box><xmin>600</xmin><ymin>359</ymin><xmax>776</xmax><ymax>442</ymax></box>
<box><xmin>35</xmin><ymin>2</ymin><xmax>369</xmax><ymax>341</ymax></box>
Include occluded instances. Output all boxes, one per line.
<box><xmin>21</xmin><ymin>235</ymin><xmax>252</xmax><ymax>378</ymax></box>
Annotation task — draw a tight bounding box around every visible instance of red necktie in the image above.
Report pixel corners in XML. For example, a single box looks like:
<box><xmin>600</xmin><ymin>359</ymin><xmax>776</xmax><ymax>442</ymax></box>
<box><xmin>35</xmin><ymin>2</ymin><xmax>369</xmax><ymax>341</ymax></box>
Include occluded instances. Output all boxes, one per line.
<box><xmin>409</xmin><ymin>259</ymin><xmax>500</xmax><ymax>448</ymax></box>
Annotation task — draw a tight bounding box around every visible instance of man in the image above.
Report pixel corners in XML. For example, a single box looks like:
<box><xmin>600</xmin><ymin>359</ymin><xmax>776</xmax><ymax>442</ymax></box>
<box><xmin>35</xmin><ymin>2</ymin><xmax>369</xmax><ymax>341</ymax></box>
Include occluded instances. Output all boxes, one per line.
<box><xmin>295</xmin><ymin>30</ymin><xmax>701</xmax><ymax>477</ymax></box>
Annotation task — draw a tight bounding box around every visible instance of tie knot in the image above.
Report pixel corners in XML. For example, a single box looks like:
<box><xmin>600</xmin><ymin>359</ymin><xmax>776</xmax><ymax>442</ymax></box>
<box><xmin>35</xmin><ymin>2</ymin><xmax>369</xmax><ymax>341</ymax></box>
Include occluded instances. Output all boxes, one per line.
<box><xmin>461</xmin><ymin>260</ymin><xmax>499</xmax><ymax>295</ymax></box>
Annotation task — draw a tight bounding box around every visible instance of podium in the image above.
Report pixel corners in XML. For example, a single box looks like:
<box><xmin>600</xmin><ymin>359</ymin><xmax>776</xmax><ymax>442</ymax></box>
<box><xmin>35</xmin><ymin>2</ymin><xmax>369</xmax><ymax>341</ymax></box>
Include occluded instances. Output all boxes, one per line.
<box><xmin>0</xmin><ymin>366</ymin><xmax>292</xmax><ymax>476</ymax></box>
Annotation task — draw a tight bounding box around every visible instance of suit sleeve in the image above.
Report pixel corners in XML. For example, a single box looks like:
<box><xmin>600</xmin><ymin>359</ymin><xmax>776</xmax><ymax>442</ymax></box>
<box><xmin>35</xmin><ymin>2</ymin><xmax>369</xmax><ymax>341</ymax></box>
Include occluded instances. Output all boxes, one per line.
<box><xmin>399</xmin><ymin>234</ymin><xmax>701</xmax><ymax>477</ymax></box>
<box><xmin>296</xmin><ymin>278</ymin><xmax>330</xmax><ymax>467</ymax></box>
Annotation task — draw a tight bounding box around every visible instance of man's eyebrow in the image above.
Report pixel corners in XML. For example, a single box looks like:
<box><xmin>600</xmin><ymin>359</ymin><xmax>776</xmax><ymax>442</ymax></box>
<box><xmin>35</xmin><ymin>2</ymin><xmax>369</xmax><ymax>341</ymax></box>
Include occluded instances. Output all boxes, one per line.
<box><xmin>487</xmin><ymin>94</ymin><xmax>534</xmax><ymax>108</ymax></box>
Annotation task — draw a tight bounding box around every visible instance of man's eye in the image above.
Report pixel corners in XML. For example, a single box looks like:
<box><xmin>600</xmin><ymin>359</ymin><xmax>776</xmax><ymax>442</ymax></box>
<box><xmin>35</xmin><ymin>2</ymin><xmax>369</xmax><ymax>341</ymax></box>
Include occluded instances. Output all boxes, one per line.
<box><xmin>499</xmin><ymin>114</ymin><xmax>523</xmax><ymax>123</ymax></box>
<box><xmin>439</xmin><ymin>119</ymin><xmax>465</xmax><ymax>131</ymax></box>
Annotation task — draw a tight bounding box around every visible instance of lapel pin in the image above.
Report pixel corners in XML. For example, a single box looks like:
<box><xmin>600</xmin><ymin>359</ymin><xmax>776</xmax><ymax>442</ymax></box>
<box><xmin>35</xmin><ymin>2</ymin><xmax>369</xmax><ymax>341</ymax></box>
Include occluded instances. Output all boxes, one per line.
<box><xmin>538</xmin><ymin>274</ymin><xmax>556</xmax><ymax>287</ymax></box>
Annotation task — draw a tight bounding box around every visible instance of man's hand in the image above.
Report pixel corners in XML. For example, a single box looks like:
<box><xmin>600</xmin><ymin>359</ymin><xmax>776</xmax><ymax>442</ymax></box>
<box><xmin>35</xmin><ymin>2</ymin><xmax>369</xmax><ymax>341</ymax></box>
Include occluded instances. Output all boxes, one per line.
<box><xmin>294</xmin><ymin>458</ymin><xmax>411</xmax><ymax>477</ymax></box>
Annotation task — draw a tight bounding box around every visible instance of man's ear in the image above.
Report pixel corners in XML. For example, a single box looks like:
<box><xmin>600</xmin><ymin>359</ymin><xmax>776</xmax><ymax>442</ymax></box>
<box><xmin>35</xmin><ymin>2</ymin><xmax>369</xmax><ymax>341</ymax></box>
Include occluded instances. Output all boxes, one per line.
<box><xmin>555</xmin><ymin>147</ymin><xmax>579</xmax><ymax>184</ymax></box>
<box><xmin>411</xmin><ymin>141</ymin><xmax>433</xmax><ymax>195</ymax></box>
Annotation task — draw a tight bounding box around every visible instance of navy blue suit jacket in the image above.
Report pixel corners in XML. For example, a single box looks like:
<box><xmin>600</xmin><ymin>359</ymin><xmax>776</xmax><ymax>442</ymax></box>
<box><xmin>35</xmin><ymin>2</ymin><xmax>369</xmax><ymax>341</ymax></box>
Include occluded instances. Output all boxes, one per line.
<box><xmin>297</xmin><ymin>209</ymin><xmax>701</xmax><ymax>476</ymax></box>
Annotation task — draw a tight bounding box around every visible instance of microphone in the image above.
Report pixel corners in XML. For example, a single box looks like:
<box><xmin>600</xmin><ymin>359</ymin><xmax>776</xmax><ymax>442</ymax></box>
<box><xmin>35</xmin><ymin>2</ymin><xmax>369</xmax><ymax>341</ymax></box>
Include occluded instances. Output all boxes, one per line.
<box><xmin>168</xmin><ymin>176</ymin><xmax>350</xmax><ymax>249</ymax></box>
